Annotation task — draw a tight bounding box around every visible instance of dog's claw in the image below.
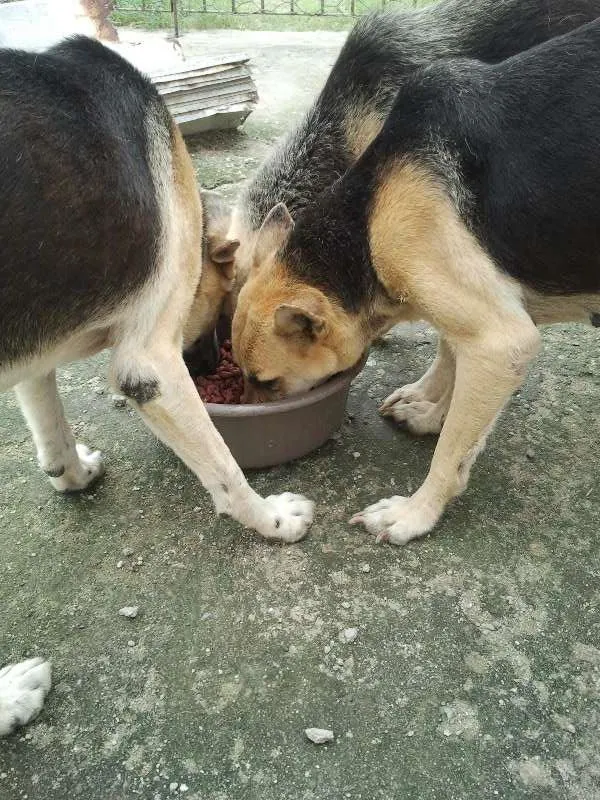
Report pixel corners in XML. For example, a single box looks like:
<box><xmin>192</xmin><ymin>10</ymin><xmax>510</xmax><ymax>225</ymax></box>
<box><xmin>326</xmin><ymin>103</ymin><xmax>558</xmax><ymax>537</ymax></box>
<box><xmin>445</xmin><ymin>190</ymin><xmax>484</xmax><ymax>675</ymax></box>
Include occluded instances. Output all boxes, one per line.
<box><xmin>351</xmin><ymin>495</ymin><xmax>440</xmax><ymax>547</ymax></box>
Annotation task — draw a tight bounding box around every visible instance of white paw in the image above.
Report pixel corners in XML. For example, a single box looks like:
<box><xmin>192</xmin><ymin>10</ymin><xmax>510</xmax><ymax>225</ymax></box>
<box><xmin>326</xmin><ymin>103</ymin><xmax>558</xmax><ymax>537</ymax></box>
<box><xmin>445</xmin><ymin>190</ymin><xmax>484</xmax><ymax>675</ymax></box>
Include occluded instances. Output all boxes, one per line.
<box><xmin>51</xmin><ymin>443</ymin><xmax>104</xmax><ymax>492</ymax></box>
<box><xmin>350</xmin><ymin>495</ymin><xmax>440</xmax><ymax>546</ymax></box>
<box><xmin>380</xmin><ymin>382</ymin><xmax>426</xmax><ymax>410</ymax></box>
<box><xmin>380</xmin><ymin>398</ymin><xmax>446</xmax><ymax>435</ymax></box>
<box><xmin>260</xmin><ymin>492</ymin><xmax>315</xmax><ymax>543</ymax></box>
<box><xmin>0</xmin><ymin>657</ymin><xmax>52</xmax><ymax>737</ymax></box>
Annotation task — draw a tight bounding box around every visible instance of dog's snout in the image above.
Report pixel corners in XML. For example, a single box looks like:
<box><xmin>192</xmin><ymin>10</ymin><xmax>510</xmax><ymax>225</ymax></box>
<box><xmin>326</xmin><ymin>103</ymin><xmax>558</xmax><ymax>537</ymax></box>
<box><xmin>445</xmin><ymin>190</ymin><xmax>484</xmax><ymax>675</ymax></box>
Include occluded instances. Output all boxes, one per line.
<box><xmin>183</xmin><ymin>330</ymin><xmax>219</xmax><ymax>377</ymax></box>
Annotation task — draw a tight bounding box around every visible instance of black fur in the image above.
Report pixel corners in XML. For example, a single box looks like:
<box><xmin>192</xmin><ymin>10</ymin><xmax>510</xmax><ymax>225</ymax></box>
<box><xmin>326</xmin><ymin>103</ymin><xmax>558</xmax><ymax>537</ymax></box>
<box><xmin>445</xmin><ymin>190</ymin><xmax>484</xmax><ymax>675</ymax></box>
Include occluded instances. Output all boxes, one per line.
<box><xmin>376</xmin><ymin>22</ymin><xmax>600</xmax><ymax>294</ymax></box>
<box><xmin>241</xmin><ymin>0</ymin><xmax>600</xmax><ymax>231</ymax></box>
<box><xmin>44</xmin><ymin>466</ymin><xmax>65</xmax><ymax>478</ymax></box>
<box><xmin>119</xmin><ymin>377</ymin><xmax>161</xmax><ymax>405</ymax></box>
<box><xmin>0</xmin><ymin>36</ymin><xmax>171</xmax><ymax>366</ymax></box>
<box><xmin>284</xmin><ymin>20</ymin><xmax>600</xmax><ymax>306</ymax></box>
<box><xmin>285</xmin><ymin>170</ymin><xmax>376</xmax><ymax>313</ymax></box>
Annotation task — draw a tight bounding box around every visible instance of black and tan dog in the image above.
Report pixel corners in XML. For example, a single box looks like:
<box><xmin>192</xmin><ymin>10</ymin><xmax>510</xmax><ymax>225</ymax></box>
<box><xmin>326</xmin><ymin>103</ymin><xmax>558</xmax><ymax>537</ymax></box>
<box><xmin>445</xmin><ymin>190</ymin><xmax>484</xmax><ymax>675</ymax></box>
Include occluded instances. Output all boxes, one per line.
<box><xmin>233</xmin><ymin>20</ymin><xmax>600</xmax><ymax>546</ymax></box>
<box><xmin>229</xmin><ymin>0</ymin><xmax>600</xmax><ymax>300</ymax></box>
<box><xmin>0</xmin><ymin>36</ymin><xmax>312</xmax><ymax>735</ymax></box>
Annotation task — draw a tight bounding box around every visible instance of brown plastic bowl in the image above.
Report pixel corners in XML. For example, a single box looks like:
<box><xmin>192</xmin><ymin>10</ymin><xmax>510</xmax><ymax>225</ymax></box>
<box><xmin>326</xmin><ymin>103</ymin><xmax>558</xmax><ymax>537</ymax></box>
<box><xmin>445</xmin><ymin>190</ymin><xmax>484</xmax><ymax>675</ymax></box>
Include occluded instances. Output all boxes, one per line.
<box><xmin>205</xmin><ymin>355</ymin><xmax>366</xmax><ymax>469</ymax></box>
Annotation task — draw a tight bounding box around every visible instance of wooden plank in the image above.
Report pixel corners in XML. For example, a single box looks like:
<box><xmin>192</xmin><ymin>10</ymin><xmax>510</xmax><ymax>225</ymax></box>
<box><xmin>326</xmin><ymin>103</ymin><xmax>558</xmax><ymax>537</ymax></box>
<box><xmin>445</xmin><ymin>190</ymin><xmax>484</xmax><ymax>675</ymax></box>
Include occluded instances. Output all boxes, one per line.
<box><xmin>155</xmin><ymin>68</ymin><xmax>253</xmax><ymax>95</ymax></box>
<box><xmin>145</xmin><ymin>53</ymin><xmax>252</xmax><ymax>81</ymax></box>
<box><xmin>165</xmin><ymin>89</ymin><xmax>258</xmax><ymax>115</ymax></box>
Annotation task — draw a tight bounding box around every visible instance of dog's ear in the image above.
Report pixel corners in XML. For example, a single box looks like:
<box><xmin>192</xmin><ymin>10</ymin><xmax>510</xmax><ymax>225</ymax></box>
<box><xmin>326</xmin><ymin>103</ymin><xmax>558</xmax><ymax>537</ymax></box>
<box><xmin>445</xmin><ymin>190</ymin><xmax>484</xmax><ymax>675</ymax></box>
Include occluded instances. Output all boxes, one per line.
<box><xmin>274</xmin><ymin>300</ymin><xmax>326</xmax><ymax>339</ymax></box>
<box><xmin>201</xmin><ymin>190</ymin><xmax>238</xmax><ymax>284</ymax></box>
<box><xmin>208</xmin><ymin>238</ymin><xmax>239</xmax><ymax>283</ymax></box>
<box><xmin>254</xmin><ymin>203</ymin><xmax>294</xmax><ymax>267</ymax></box>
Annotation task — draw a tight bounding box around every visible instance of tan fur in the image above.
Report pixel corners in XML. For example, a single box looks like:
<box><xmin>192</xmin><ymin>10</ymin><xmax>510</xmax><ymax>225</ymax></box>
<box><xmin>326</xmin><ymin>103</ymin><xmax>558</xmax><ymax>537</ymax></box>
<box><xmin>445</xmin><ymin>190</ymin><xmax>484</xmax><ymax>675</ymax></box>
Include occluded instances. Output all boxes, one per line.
<box><xmin>227</xmin><ymin>207</ymin><xmax>260</xmax><ymax>318</ymax></box>
<box><xmin>233</xmin><ymin>261</ymin><xmax>366</xmax><ymax>401</ymax></box>
<box><xmin>522</xmin><ymin>288</ymin><xmax>600</xmax><ymax>325</ymax></box>
<box><xmin>345</xmin><ymin>105</ymin><xmax>385</xmax><ymax>161</ymax></box>
<box><xmin>169</xmin><ymin>124</ymin><xmax>214</xmax><ymax>350</ymax></box>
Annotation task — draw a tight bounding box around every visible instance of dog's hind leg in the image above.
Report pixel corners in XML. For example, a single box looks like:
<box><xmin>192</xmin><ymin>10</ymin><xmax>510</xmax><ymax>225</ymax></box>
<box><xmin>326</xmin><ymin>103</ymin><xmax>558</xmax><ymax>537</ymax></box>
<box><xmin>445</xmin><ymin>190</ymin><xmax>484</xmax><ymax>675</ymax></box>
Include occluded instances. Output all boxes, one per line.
<box><xmin>14</xmin><ymin>371</ymin><xmax>104</xmax><ymax>492</ymax></box>
<box><xmin>0</xmin><ymin>658</ymin><xmax>52</xmax><ymax>737</ymax></box>
<box><xmin>379</xmin><ymin>335</ymin><xmax>455</xmax><ymax>435</ymax></box>
<box><xmin>113</xmin><ymin>342</ymin><xmax>313</xmax><ymax>543</ymax></box>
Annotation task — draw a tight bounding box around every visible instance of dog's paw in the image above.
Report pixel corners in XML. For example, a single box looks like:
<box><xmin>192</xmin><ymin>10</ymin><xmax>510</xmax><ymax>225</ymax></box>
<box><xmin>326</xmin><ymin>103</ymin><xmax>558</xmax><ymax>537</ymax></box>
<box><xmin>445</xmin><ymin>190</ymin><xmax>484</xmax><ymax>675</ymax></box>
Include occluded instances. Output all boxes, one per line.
<box><xmin>51</xmin><ymin>443</ymin><xmax>104</xmax><ymax>492</ymax></box>
<box><xmin>259</xmin><ymin>492</ymin><xmax>315</xmax><ymax>543</ymax></box>
<box><xmin>380</xmin><ymin>398</ymin><xmax>446</xmax><ymax>435</ymax></box>
<box><xmin>380</xmin><ymin>382</ymin><xmax>427</xmax><ymax>411</ymax></box>
<box><xmin>350</xmin><ymin>495</ymin><xmax>439</xmax><ymax>546</ymax></box>
<box><xmin>0</xmin><ymin>657</ymin><xmax>52</xmax><ymax>737</ymax></box>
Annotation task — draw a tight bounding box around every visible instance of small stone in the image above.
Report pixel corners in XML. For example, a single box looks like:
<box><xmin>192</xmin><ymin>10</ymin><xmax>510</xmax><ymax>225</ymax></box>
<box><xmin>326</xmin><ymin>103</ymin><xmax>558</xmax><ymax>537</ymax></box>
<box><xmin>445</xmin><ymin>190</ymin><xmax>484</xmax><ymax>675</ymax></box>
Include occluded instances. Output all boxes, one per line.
<box><xmin>305</xmin><ymin>728</ymin><xmax>334</xmax><ymax>744</ymax></box>
<box><xmin>179</xmin><ymin>786</ymin><xmax>189</xmax><ymax>794</ymax></box>
<box><xmin>127</xmin><ymin>639</ymin><xmax>135</xmax><ymax>647</ymax></box>
<box><xmin>112</xmin><ymin>394</ymin><xmax>127</xmax><ymax>408</ymax></box>
<box><xmin>339</xmin><ymin>627</ymin><xmax>358</xmax><ymax>644</ymax></box>
<box><xmin>352</xmin><ymin>451</ymin><xmax>360</xmax><ymax>459</ymax></box>
<box><xmin>360</xmin><ymin>563</ymin><xmax>371</xmax><ymax>573</ymax></box>
<box><xmin>122</xmin><ymin>547</ymin><xmax>134</xmax><ymax>557</ymax></box>
<box><xmin>169</xmin><ymin>783</ymin><xmax>178</xmax><ymax>792</ymax></box>
<box><xmin>526</xmin><ymin>448</ymin><xmax>535</xmax><ymax>460</ymax></box>
<box><xmin>116</xmin><ymin>560</ymin><xmax>124</xmax><ymax>569</ymax></box>
<box><xmin>118</xmin><ymin>605</ymin><xmax>139</xmax><ymax>619</ymax></box>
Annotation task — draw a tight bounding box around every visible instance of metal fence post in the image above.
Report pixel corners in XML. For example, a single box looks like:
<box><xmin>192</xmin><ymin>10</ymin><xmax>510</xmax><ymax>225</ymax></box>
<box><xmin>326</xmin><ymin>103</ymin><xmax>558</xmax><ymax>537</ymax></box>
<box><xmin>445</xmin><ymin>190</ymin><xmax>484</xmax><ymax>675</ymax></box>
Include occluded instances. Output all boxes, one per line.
<box><xmin>171</xmin><ymin>0</ymin><xmax>179</xmax><ymax>37</ymax></box>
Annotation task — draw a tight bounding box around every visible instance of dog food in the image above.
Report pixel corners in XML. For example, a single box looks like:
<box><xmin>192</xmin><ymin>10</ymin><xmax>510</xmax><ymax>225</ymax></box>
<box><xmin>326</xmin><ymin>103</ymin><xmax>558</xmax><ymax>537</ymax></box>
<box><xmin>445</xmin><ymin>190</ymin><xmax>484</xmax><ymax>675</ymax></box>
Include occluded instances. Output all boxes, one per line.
<box><xmin>195</xmin><ymin>339</ymin><xmax>244</xmax><ymax>404</ymax></box>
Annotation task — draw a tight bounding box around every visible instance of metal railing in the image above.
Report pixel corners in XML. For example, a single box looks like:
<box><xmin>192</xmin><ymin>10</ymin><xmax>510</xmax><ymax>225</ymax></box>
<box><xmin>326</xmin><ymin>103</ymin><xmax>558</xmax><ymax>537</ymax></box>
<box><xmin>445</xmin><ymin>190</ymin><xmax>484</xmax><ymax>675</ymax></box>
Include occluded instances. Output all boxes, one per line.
<box><xmin>114</xmin><ymin>0</ymin><xmax>422</xmax><ymax>19</ymax></box>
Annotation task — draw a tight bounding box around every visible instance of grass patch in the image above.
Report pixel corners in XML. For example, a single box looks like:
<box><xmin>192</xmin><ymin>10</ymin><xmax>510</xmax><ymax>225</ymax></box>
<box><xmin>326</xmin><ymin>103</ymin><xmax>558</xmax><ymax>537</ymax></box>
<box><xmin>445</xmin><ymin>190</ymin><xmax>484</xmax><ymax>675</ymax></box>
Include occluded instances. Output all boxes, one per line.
<box><xmin>113</xmin><ymin>0</ymin><xmax>432</xmax><ymax>32</ymax></box>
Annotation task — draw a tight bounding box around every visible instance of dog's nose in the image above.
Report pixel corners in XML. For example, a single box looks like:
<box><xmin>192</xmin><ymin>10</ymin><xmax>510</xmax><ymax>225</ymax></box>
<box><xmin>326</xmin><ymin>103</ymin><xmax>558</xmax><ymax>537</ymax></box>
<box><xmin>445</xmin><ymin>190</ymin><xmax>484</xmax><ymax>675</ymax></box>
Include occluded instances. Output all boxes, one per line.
<box><xmin>183</xmin><ymin>330</ymin><xmax>219</xmax><ymax>377</ymax></box>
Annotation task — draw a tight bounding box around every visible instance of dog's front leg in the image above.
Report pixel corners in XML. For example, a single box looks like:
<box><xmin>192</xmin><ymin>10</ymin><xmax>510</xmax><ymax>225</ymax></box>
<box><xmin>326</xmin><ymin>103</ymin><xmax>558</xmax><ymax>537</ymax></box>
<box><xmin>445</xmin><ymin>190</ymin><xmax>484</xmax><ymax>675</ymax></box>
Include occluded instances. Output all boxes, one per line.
<box><xmin>379</xmin><ymin>335</ymin><xmax>455</xmax><ymax>435</ymax></box>
<box><xmin>15</xmin><ymin>371</ymin><xmax>104</xmax><ymax>491</ymax></box>
<box><xmin>352</xmin><ymin>321</ymin><xmax>540</xmax><ymax>545</ymax></box>
<box><xmin>113</xmin><ymin>348</ymin><xmax>314</xmax><ymax>543</ymax></box>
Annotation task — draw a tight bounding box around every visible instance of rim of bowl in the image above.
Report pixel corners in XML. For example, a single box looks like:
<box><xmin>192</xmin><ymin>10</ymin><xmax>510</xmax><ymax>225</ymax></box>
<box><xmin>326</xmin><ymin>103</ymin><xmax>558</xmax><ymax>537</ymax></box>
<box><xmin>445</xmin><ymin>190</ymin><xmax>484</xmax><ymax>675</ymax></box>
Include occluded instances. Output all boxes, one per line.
<box><xmin>205</xmin><ymin>353</ymin><xmax>368</xmax><ymax>418</ymax></box>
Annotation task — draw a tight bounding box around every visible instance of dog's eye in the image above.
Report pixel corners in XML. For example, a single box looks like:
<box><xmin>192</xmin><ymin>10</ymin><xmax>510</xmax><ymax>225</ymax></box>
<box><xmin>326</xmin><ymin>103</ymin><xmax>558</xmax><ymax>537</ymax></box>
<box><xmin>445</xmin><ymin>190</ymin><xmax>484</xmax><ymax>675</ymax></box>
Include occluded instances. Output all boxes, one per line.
<box><xmin>248</xmin><ymin>374</ymin><xmax>279</xmax><ymax>391</ymax></box>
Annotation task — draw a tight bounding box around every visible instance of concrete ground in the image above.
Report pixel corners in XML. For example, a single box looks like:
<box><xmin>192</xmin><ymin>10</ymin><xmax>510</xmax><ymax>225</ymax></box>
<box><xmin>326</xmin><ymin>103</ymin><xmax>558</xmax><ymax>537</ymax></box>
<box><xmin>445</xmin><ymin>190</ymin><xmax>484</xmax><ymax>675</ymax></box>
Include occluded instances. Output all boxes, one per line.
<box><xmin>1</xmin><ymin>29</ymin><xmax>599</xmax><ymax>800</ymax></box>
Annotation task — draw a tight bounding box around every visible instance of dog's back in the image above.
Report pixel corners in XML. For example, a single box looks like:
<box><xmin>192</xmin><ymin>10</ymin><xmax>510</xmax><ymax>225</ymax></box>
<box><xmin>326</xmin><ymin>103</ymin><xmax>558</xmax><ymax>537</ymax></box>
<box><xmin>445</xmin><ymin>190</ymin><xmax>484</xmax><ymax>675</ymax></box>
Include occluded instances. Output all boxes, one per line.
<box><xmin>239</xmin><ymin>0</ymin><xmax>600</xmax><ymax>231</ymax></box>
<box><xmin>374</xmin><ymin>19</ymin><xmax>600</xmax><ymax>295</ymax></box>
<box><xmin>0</xmin><ymin>36</ymin><xmax>170</xmax><ymax>367</ymax></box>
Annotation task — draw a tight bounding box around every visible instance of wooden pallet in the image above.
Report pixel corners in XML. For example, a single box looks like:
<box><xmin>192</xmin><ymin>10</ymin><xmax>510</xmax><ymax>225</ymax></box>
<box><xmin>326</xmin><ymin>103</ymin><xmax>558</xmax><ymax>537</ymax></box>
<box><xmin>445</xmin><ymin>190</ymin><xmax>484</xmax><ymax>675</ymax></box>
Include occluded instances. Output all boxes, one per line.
<box><xmin>146</xmin><ymin>53</ymin><xmax>259</xmax><ymax>135</ymax></box>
